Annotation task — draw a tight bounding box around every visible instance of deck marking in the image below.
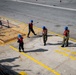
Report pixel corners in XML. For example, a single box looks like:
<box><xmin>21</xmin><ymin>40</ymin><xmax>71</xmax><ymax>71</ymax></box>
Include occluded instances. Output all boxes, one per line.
<box><xmin>10</xmin><ymin>46</ymin><xmax>60</xmax><ymax>75</ymax></box>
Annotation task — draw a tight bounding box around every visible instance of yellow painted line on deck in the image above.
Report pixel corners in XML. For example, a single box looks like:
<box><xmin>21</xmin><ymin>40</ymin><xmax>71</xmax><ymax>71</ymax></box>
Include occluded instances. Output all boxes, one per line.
<box><xmin>49</xmin><ymin>31</ymin><xmax>76</xmax><ymax>42</ymax></box>
<box><xmin>69</xmin><ymin>56</ymin><xmax>76</xmax><ymax>60</ymax></box>
<box><xmin>10</xmin><ymin>46</ymin><xmax>60</xmax><ymax>75</ymax></box>
<box><xmin>19</xmin><ymin>71</ymin><xmax>28</xmax><ymax>75</ymax></box>
<box><xmin>55</xmin><ymin>50</ymin><xmax>76</xmax><ymax>60</ymax></box>
<box><xmin>69</xmin><ymin>38</ymin><xmax>76</xmax><ymax>42</ymax></box>
<box><xmin>55</xmin><ymin>50</ymin><xmax>69</xmax><ymax>57</ymax></box>
<box><xmin>71</xmin><ymin>52</ymin><xmax>76</xmax><ymax>55</ymax></box>
<box><xmin>59</xmin><ymin>47</ymin><xmax>71</xmax><ymax>52</ymax></box>
<box><xmin>1</xmin><ymin>16</ymin><xmax>76</xmax><ymax>42</ymax></box>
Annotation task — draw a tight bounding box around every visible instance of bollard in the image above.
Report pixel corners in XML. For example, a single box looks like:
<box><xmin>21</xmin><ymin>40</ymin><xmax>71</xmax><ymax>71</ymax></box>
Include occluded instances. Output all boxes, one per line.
<box><xmin>60</xmin><ymin>0</ymin><xmax>62</xmax><ymax>2</ymax></box>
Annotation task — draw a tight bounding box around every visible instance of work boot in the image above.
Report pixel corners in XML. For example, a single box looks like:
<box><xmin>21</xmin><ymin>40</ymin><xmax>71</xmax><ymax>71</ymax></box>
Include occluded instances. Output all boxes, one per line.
<box><xmin>61</xmin><ymin>45</ymin><xmax>64</xmax><ymax>47</ymax></box>
<box><xmin>34</xmin><ymin>34</ymin><xmax>37</xmax><ymax>35</ymax></box>
<box><xmin>65</xmin><ymin>44</ymin><xmax>68</xmax><ymax>47</ymax></box>
<box><xmin>19</xmin><ymin>50</ymin><xmax>21</xmax><ymax>52</ymax></box>
<box><xmin>44</xmin><ymin>43</ymin><xmax>46</xmax><ymax>46</ymax></box>
<box><xmin>27</xmin><ymin>36</ymin><xmax>30</xmax><ymax>38</ymax></box>
<box><xmin>23</xmin><ymin>49</ymin><xmax>24</xmax><ymax>52</ymax></box>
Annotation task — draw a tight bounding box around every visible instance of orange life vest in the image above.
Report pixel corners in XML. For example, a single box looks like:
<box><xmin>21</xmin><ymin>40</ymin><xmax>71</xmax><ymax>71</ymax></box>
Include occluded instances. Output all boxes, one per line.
<box><xmin>42</xmin><ymin>29</ymin><xmax>47</xmax><ymax>35</ymax></box>
<box><xmin>29</xmin><ymin>23</ymin><xmax>33</xmax><ymax>29</ymax></box>
<box><xmin>63</xmin><ymin>30</ymin><xmax>69</xmax><ymax>36</ymax></box>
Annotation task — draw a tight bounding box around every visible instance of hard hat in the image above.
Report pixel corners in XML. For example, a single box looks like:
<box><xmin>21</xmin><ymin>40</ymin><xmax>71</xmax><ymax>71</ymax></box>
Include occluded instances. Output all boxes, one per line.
<box><xmin>42</xmin><ymin>26</ymin><xmax>46</xmax><ymax>29</ymax></box>
<box><xmin>31</xmin><ymin>20</ymin><xmax>33</xmax><ymax>23</ymax></box>
<box><xmin>18</xmin><ymin>34</ymin><xmax>21</xmax><ymax>38</ymax></box>
<box><xmin>65</xmin><ymin>26</ymin><xmax>68</xmax><ymax>30</ymax></box>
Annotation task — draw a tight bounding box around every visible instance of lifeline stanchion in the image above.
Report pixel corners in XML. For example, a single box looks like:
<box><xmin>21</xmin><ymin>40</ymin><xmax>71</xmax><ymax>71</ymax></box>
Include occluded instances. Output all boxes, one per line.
<box><xmin>7</xmin><ymin>20</ymin><xmax>10</xmax><ymax>28</ymax></box>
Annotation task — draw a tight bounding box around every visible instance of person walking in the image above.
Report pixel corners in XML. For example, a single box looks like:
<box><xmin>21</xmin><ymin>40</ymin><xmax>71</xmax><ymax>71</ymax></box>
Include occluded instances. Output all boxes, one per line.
<box><xmin>42</xmin><ymin>26</ymin><xmax>48</xmax><ymax>46</ymax></box>
<box><xmin>27</xmin><ymin>20</ymin><xmax>37</xmax><ymax>38</ymax></box>
<box><xmin>61</xmin><ymin>26</ymin><xmax>70</xmax><ymax>47</ymax></box>
<box><xmin>17</xmin><ymin>34</ymin><xmax>24</xmax><ymax>52</ymax></box>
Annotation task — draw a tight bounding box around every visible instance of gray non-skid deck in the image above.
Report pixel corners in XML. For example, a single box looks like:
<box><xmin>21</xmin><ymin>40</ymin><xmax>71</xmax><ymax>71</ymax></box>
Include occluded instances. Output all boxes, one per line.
<box><xmin>0</xmin><ymin>31</ymin><xmax>76</xmax><ymax>75</ymax></box>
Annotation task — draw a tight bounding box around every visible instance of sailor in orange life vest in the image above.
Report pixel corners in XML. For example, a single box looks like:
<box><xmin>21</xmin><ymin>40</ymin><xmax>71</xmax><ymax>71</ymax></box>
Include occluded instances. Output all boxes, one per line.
<box><xmin>27</xmin><ymin>20</ymin><xmax>37</xmax><ymax>38</ymax></box>
<box><xmin>61</xmin><ymin>26</ymin><xmax>70</xmax><ymax>47</ymax></box>
<box><xmin>42</xmin><ymin>26</ymin><xmax>48</xmax><ymax>46</ymax></box>
<box><xmin>17</xmin><ymin>34</ymin><xmax>24</xmax><ymax>52</ymax></box>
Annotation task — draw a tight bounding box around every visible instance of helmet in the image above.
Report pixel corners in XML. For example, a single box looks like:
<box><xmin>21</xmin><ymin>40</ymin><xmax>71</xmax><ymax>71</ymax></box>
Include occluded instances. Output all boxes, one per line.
<box><xmin>18</xmin><ymin>34</ymin><xmax>21</xmax><ymax>38</ymax></box>
<box><xmin>65</xmin><ymin>26</ymin><xmax>68</xmax><ymax>30</ymax></box>
<box><xmin>42</xmin><ymin>26</ymin><xmax>46</xmax><ymax>29</ymax></box>
<box><xmin>31</xmin><ymin>20</ymin><xmax>33</xmax><ymax>23</ymax></box>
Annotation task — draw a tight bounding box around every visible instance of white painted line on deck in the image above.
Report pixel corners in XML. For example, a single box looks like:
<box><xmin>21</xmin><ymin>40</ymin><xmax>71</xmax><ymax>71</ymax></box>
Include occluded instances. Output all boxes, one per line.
<box><xmin>11</xmin><ymin>0</ymin><xmax>76</xmax><ymax>12</ymax></box>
